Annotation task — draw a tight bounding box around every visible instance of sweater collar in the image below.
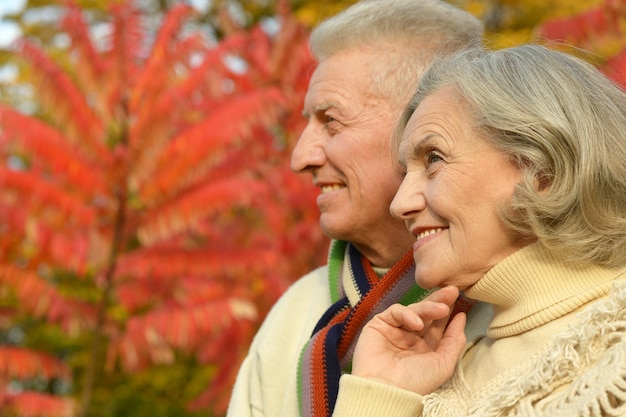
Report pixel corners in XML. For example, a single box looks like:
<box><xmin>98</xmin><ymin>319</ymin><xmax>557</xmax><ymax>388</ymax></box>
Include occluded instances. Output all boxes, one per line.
<box><xmin>464</xmin><ymin>242</ymin><xmax>624</xmax><ymax>338</ymax></box>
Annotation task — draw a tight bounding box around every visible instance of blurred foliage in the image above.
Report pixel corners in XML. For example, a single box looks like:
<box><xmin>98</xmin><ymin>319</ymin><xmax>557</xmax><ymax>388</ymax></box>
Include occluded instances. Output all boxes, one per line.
<box><xmin>458</xmin><ymin>0</ymin><xmax>605</xmax><ymax>48</ymax></box>
<box><xmin>0</xmin><ymin>1</ymin><xmax>322</xmax><ymax>416</ymax></box>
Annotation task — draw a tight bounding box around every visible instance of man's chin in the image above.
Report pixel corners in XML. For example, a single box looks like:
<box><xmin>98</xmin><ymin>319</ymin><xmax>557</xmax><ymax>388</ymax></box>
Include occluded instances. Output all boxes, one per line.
<box><xmin>319</xmin><ymin>216</ymin><xmax>353</xmax><ymax>242</ymax></box>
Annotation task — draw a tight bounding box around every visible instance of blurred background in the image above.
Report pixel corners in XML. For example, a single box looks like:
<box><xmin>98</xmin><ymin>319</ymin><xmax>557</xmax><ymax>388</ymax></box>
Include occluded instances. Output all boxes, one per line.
<box><xmin>0</xmin><ymin>0</ymin><xmax>623</xmax><ymax>416</ymax></box>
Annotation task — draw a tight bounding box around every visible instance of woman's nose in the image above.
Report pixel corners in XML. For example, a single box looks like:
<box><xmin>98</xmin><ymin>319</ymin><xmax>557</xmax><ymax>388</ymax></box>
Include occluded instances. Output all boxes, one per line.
<box><xmin>390</xmin><ymin>172</ymin><xmax>427</xmax><ymax>220</ymax></box>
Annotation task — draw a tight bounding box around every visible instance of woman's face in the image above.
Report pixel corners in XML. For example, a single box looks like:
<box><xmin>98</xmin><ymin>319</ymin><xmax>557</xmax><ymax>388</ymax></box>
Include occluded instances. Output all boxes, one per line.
<box><xmin>390</xmin><ymin>88</ymin><xmax>532</xmax><ymax>290</ymax></box>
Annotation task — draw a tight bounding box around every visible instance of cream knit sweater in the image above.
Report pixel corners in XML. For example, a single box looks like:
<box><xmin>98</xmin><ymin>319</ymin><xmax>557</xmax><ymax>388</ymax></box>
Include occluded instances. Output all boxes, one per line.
<box><xmin>333</xmin><ymin>243</ymin><xmax>626</xmax><ymax>417</ymax></box>
<box><xmin>227</xmin><ymin>243</ymin><xmax>399</xmax><ymax>417</ymax></box>
<box><xmin>226</xmin><ymin>263</ymin><xmax>332</xmax><ymax>417</ymax></box>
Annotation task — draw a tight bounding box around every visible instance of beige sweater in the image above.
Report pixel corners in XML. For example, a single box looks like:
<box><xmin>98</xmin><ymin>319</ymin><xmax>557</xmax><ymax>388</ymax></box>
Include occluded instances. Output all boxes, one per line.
<box><xmin>333</xmin><ymin>243</ymin><xmax>626</xmax><ymax>416</ymax></box>
<box><xmin>227</xmin><ymin>242</ymin><xmax>398</xmax><ymax>417</ymax></box>
<box><xmin>226</xmin><ymin>263</ymin><xmax>332</xmax><ymax>417</ymax></box>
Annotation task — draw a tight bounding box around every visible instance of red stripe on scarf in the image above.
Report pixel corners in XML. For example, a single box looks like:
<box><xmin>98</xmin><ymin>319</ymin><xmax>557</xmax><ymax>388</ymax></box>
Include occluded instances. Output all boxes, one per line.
<box><xmin>337</xmin><ymin>252</ymin><xmax>415</xmax><ymax>359</ymax></box>
<box><xmin>299</xmin><ymin>243</ymin><xmax>421</xmax><ymax>417</ymax></box>
<box><xmin>309</xmin><ymin>308</ymin><xmax>349</xmax><ymax>416</ymax></box>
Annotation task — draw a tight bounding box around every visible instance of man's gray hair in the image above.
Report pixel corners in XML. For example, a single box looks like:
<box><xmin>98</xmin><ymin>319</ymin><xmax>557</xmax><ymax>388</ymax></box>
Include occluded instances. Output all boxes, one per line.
<box><xmin>309</xmin><ymin>0</ymin><xmax>484</xmax><ymax>105</ymax></box>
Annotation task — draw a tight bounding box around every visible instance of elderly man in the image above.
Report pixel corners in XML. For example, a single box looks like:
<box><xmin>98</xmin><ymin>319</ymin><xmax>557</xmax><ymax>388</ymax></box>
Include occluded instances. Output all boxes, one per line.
<box><xmin>227</xmin><ymin>1</ymin><xmax>483</xmax><ymax>416</ymax></box>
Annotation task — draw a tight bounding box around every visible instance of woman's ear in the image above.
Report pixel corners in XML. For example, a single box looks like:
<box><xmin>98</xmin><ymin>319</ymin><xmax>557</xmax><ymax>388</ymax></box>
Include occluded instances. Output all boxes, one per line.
<box><xmin>534</xmin><ymin>171</ymin><xmax>552</xmax><ymax>194</ymax></box>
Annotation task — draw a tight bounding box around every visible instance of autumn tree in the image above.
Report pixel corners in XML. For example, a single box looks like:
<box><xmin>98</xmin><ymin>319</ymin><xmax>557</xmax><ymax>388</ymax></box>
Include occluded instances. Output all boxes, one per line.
<box><xmin>0</xmin><ymin>1</ymin><xmax>327</xmax><ymax>416</ymax></box>
<box><xmin>537</xmin><ymin>0</ymin><xmax>626</xmax><ymax>87</ymax></box>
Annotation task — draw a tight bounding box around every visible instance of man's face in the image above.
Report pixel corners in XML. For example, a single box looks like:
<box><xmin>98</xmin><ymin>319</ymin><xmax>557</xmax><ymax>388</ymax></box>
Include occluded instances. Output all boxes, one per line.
<box><xmin>291</xmin><ymin>48</ymin><xmax>411</xmax><ymax>265</ymax></box>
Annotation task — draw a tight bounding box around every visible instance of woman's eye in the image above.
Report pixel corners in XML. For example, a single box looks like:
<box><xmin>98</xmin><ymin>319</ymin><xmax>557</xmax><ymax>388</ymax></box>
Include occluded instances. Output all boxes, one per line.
<box><xmin>426</xmin><ymin>151</ymin><xmax>444</xmax><ymax>165</ymax></box>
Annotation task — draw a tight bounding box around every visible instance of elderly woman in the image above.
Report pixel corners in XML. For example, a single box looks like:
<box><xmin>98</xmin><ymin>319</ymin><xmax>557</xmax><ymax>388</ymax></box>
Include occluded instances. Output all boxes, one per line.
<box><xmin>331</xmin><ymin>44</ymin><xmax>626</xmax><ymax>416</ymax></box>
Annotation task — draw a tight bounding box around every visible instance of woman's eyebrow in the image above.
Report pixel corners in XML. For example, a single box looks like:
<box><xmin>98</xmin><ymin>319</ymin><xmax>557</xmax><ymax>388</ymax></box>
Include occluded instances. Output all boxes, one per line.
<box><xmin>399</xmin><ymin>134</ymin><xmax>438</xmax><ymax>165</ymax></box>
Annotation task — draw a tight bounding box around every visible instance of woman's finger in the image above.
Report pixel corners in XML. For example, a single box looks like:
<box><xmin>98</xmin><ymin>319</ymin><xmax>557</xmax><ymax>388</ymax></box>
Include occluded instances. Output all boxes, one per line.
<box><xmin>378</xmin><ymin>300</ymin><xmax>452</xmax><ymax>332</ymax></box>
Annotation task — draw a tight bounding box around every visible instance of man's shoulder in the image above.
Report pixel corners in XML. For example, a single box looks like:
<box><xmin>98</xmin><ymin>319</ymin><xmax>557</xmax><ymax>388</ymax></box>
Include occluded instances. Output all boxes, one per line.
<box><xmin>250</xmin><ymin>264</ymin><xmax>333</xmax><ymax>353</ymax></box>
<box><xmin>271</xmin><ymin>264</ymin><xmax>331</xmax><ymax>311</ymax></box>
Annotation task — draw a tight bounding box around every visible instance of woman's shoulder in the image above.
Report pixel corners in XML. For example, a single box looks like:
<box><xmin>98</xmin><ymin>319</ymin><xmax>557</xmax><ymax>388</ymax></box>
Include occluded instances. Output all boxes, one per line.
<box><xmin>430</xmin><ymin>279</ymin><xmax>626</xmax><ymax>417</ymax></box>
<box><xmin>537</xmin><ymin>282</ymin><xmax>626</xmax><ymax>416</ymax></box>
<box><xmin>509</xmin><ymin>278</ymin><xmax>626</xmax><ymax>416</ymax></box>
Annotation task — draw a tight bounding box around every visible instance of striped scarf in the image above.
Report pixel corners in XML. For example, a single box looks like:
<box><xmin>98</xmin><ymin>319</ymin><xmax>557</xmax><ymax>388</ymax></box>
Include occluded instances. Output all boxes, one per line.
<box><xmin>297</xmin><ymin>240</ymin><xmax>426</xmax><ymax>417</ymax></box>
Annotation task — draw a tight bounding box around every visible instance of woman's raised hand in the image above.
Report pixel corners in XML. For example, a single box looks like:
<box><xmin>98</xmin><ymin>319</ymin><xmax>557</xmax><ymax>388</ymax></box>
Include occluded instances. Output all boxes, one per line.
<box><xmin>351</xmin><ymin>285</ymin><xmax>467</xmax><ymax>395</ymax></box>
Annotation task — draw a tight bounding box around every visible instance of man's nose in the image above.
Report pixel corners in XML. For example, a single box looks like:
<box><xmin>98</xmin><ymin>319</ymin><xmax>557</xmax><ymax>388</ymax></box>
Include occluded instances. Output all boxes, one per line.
<box><xmin>290</xmin><ymin>124</ymin><xmax>326</xmax><ymax>173</ymax></box>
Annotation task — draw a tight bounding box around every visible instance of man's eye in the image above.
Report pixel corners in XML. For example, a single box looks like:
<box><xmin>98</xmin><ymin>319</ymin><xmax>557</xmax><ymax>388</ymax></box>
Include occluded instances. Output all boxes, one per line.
<box><xmin>324</xmin><ymin>115</ymin><xmax>343</xmax><ymax>135</ymax></box>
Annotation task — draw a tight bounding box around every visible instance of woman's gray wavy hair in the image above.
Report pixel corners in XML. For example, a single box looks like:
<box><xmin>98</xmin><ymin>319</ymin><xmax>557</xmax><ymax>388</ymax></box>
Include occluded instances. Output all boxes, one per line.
<box><xmin>394</xmin><ymin>44</ymin><xmax>626</xmax><ymax>268</ymax></box>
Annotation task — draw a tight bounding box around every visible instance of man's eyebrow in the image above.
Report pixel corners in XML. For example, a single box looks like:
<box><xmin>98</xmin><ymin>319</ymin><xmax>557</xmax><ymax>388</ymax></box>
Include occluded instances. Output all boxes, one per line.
<box><xmin>302</xmin><ymin>101</ymin><xmax>338</xmax><ymax>118</ymax></box>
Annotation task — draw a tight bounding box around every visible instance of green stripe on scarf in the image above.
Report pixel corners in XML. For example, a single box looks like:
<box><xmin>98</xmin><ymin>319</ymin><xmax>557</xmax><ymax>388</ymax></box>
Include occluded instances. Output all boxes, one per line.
<box><xmin>327</xmin><ymin>240</ymin><xmax>348</xmax><ymax>303</ymax></box>
<box><xmin>298</xmin><ymin>241</ymin><xmax>425</xmax><ymax>417</ymax></box>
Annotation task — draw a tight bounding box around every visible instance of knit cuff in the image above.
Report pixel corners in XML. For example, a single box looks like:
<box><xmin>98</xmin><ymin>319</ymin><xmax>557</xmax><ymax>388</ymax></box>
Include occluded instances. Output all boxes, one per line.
<box><xmin>332</xmin><ymin>374</ymin><xmax>424</xmax><ymax>416</ymax></box>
